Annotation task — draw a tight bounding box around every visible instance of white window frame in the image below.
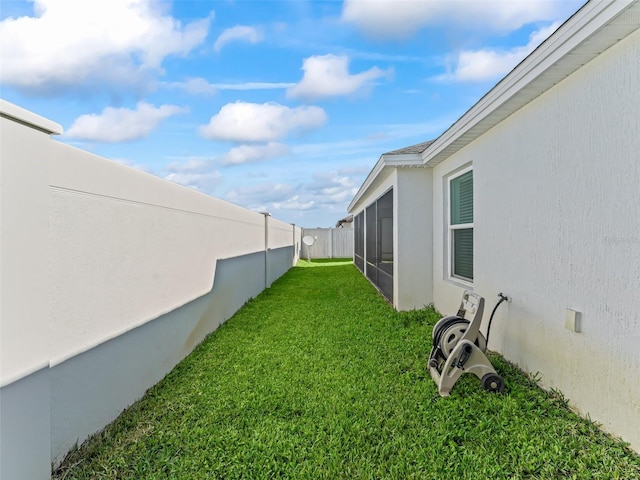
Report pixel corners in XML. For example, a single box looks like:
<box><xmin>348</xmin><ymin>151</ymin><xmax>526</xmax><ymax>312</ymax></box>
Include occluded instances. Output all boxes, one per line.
<box><xmin>447</xmin><ymin>166</ymin><xmax>474</xmax><ymax>286</ymax></box>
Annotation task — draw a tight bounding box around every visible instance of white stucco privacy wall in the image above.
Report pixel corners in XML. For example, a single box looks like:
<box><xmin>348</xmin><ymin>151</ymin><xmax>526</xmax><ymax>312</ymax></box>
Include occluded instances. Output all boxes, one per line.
<box><xmin>0</xmin><ymin>99</ymin><xmax>302</xmax><ymax>479</ymax></box>
<box><xmin>1</xmin><ymin>102</ymin><xmax>58</xmax><ymax>387</ymax></box>
<box><xmin>49</xmin><ymin>140</ymin><xmax>272</xmax><ymax>366</ymax></box>
<box><xmin>0</xmin><ymin>101</ymin><xmax>59</xmax><ymax>480</ymax></box>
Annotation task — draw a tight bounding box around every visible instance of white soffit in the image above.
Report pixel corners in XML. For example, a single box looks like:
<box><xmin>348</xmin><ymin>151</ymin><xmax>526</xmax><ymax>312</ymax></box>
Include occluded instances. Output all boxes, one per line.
<box><xmin>421</xmin><ymin>0</ymin><xmax>640</xmax><ymax>167</ymax></box>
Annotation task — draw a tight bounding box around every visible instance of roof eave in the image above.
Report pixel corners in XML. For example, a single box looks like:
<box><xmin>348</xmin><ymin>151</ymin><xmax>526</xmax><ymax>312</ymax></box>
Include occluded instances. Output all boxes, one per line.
<box><xmin>421</xmin><ymin>0</ymin><xmax>639</xmax><ymax>167</ymax></box>
<box><xmin>347</xmin><ymin>152</ymin><xmax>422</xmax><ymax>212</ymax></box>
<box><xmin>348</xmin><ymin>0</ymin><xmax>639</xmax><ymax>213</ymax></box>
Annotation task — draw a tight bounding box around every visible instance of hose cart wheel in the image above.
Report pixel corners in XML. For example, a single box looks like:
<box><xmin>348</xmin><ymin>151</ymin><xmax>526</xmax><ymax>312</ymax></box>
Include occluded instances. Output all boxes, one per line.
<box><xmin>481</xmin><ymin>373</ymin><xmax>505</xmax><ymax>393</ymax></box>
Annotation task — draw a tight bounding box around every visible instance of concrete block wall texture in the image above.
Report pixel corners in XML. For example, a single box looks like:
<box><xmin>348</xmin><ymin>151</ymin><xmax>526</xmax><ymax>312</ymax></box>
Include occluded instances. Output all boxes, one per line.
<box><xmin>0</xmin><ymin>99</ymin><xmax>302</xmax><ymax>479</ymax></box>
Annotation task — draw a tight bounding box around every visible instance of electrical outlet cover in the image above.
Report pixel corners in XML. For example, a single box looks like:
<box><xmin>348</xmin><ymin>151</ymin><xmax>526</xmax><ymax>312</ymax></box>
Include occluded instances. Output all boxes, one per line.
<box><xmin>565</xmin><ymin>309</ymin><xmax>581</xmax><ymax>333</ymax></box>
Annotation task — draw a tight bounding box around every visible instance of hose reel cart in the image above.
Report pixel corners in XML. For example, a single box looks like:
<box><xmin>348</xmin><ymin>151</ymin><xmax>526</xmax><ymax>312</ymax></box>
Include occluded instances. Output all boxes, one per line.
<box><xmin>428</xmin><ymin>291</ymin><xmax>505</xmax><ymax>396</ymax></box>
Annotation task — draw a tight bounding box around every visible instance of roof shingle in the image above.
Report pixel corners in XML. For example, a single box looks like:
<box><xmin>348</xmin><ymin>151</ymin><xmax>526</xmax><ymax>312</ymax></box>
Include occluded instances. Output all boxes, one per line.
<box><xmin>383</xmin><ymin>140</ymin><xmax>434</xmax><ymax>155</ymax></box>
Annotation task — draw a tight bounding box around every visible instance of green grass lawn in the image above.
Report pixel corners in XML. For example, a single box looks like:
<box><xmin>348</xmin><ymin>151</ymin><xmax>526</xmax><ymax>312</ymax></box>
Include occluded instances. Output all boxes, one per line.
<box><xmin>55</xmin><ymin>259</ymin><xmax>640</xmax><ymax>479</ymax></box>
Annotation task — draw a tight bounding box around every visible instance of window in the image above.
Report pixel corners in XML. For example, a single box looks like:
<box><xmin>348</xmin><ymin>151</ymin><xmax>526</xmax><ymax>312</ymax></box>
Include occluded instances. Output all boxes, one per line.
<box><xmin>449</xmin><ymin>168</ymin><xmax>473</xmax><ymax>282</ymax></box>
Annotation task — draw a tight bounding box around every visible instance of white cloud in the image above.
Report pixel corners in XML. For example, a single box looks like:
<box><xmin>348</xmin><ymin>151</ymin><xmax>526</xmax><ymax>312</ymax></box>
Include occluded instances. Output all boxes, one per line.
<box><xmin>165</xmin><ymin>171</ymin><xmax>221</xmax><ymax>192</ymax></box>
<box><xmin>165</xmin><ymin>158</ymin><xmax>211</xmax><ymax>173</ymax></box>
<box><xmin>287</xmin><ymin>54</ymin><xmax>391</xmax><ymax>100</ymax></box>
<box><xmin>214</xmin><ymin>25</ymin><xmax>262</xmax><ymax>52</ymax></box>
<box><xmin>111</xmin><ymin>157</ymin><xmax>152</xmax><ymax>173</ymax></box>
<box><xmin>0</xmin><ymin>0</ymin><xmax>211</xmax><ymax>93</ymax></box>
<box><xmin>220</xmin><ymin>168</ymin><xmax>364</xmax><ymax>223</ymax></box>
<box><xmin>66</xmin><ymin>102</ymin><xmax>187</xmax><ymax>143</ymax></box>
<box><xmin>308</xmin><ymin>171</ymin><xmax>360</xmax><ymax>205</ymax></box>
<box><xmin>183</xmin><ymin>77</ymin><xmax>217</xmax><ymax>95</ymax></box>
<box><xmin>225</xmin><ymin>183</ymin><xmax>315</xmax><ymax>213</ymax></box>
<box><xmin>224</xmin><ymin>183</ymin><xmax>297</xmax><ymax>209</ymax></box>
<box><xmin>163</xmin><ymin>159</ymin><xmax>221</xmax><ymax>192</ymax></box>
<box><xmin>436</xmin><ymin>22</ymin><xmax>561</xmax><ymax>82</ymax></box>
<box><xmin>273</xmin><ymin>196</ymin><xmax>315</xmax><ymax>211</ymax></box>
<box><xmin>214</xmin><ymin>82</ymin><xmax>296</xmax><ymax>91</ymax></box>
<box><xmin>164</xmin><ymin>78</ymin><xmax>295</xmax><ymax>94</ymax></box>
<box><xmin>220</xmin><ymin>143</ymin><xmax>290</xmax><ymax>166</ymax></box>
<box><xmin>341</xmin><ymin>0</ymin><xmax>574</xmax><ymax>40</ymax></box>
<box><xmin>198</xmin><ymin>102</ymin><xmax>328</xmax><ymax>143</ymax></box>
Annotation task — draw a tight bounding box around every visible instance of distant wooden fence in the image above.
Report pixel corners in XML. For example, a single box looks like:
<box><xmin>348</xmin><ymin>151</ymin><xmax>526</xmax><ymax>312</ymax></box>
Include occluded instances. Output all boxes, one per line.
<box><xmin>301</xmin><ymin>228</ymin><xmax>353</xmax><ymax>259</ymax></box>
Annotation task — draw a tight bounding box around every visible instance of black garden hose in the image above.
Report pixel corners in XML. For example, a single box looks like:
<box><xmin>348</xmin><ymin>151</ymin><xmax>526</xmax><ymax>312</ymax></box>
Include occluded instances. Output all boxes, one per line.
<box><xmin>485</xmin><ymin>293</ymin><xmax>509</xmax><ymax>346</ymax></box>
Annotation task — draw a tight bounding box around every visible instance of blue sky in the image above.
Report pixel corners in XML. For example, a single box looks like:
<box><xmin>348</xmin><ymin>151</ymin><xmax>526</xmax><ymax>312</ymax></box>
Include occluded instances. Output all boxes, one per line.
<box><xmin>0</xmin><ymin>0</ymin><xmax>585</xmax><ymax>227</ymax></box>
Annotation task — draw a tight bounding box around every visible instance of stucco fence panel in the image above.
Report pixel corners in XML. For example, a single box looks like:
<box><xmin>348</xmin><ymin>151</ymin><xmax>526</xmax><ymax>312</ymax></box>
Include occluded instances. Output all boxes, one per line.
<box><xmin>0</xmin><ymin>99</ymin><xmax>302</xmax><ymax>479</ymax></box>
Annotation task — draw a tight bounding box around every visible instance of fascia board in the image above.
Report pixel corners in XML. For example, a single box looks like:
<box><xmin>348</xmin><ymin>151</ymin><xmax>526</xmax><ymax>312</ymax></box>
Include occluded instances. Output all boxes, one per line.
<box><xmin>348</xmin><ymin>156</ymin><xmax>385</xmax><ymax>212</ymax></box>
<box><xmin>347</xmin><ymin>153</ymin><xmax>422</xmax><ymax>212</ymax></box>
<box><xmin>0</xmin><ymin>98</ymin><xmax>63</xmax><ymax>135</ymax></box>
<box><xmin>421</xmin><ymin>0</ymin><xmax>635</xmax><ymax>167</ymax></box>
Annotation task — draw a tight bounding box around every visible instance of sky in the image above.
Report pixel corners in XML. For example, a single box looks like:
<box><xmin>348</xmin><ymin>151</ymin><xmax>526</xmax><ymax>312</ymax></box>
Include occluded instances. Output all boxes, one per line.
<box><xmin>0</xmin><ymin>0</ymin><xmax>586</xmax><ymax>227</ymax></box>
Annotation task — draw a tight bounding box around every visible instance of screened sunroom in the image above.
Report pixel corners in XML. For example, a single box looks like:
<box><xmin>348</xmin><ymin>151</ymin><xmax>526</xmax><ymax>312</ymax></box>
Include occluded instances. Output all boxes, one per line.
<box><xmin>349</xmin><ymin>141</ymin><xmax>434</xmax><ymax>310</ymax></box>
<box><xmin>354</xmin><ymin>189</ymin><xmax>393</xmax><ymax>302</ymax></box>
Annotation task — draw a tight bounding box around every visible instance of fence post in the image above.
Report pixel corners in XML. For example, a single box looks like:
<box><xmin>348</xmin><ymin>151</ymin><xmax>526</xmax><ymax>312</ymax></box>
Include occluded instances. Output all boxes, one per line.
<box><xmin>291</xmin><ymin>223</ymin><xmax>296</xmax><ymax>264</ymax></box>
<box><xmin>262</xmin><ymin>212</ymin><xmax>270</xmax><ymax>288</ymax></box>
<box><xmin>329</xmin><ymin>228</ymin><xmax>334</xmax><ymax>258</ymax></box>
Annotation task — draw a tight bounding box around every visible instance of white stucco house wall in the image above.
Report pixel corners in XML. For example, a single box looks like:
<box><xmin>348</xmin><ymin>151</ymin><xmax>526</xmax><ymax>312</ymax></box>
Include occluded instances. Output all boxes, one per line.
<box><xmin>348</xmin><ymin>0</ymin><xmax>640</xmax><ymax>451</ymax></box>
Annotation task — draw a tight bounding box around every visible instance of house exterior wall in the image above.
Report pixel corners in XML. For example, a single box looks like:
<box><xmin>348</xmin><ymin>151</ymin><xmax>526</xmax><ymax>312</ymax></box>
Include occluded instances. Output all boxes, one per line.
<box><xmin>0</xmin><ymin>100</ymin><xmax>302</xmax><ymax>478</ymax></box>
<box><xmin>431</xmin><ymin>28</ymin><xmax>640</xmax><ymax>450</ymax></box>
<box><xmin>396</xmin><ymin>168</ymin><xmax>433</xmax><ymax>310</ymax></box>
